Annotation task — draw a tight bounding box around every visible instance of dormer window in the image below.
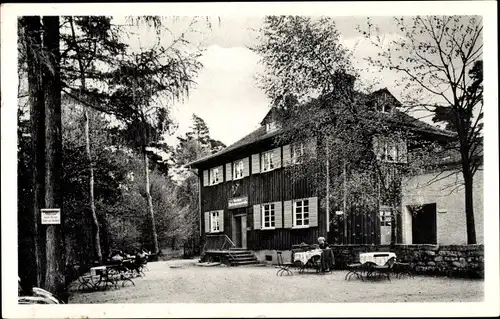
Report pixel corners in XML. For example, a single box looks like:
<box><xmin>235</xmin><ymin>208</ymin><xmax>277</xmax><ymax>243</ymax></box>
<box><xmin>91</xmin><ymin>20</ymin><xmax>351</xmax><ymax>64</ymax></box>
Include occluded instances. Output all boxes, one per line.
<box><xmin>375</xmin><ymin>93</ymin><xmax>392</xmax><ymax>113</ymax></box>
<box><xmin>265</xmin><ymin>121</ymin><xmax>278</xmax><ymax>133</ymax></box>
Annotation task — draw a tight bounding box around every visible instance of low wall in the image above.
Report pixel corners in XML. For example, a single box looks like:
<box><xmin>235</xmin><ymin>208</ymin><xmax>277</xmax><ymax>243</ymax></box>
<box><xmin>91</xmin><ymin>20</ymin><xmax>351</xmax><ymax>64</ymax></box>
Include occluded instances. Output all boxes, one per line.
<box><xmin>328</xmin><ymin>244</ymin><xmax>484</xmax><ymax>278</ymax></box>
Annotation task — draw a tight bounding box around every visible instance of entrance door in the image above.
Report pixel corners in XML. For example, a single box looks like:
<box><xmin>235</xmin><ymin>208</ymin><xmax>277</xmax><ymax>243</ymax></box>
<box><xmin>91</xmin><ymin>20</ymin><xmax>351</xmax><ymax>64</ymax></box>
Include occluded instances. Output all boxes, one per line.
<box><xmin>234</xmin><ymin>216</ymin><xmax>242</xmax><ymax>247</ymax></box>
<box><xmin>411</xmin><ymin>203</ymin><xmax>437</xmax><ymax>244</ymax></box>
<box><xmin>231</xmin><ymin>212</ymin><xmax>247</xmax><ymax>249</ymax></box>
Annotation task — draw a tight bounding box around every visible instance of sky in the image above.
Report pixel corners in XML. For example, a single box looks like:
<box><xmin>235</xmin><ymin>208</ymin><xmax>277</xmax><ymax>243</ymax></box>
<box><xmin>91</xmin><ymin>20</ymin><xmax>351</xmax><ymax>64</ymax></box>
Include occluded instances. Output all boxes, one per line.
<box><xmin>117</xmin><ymin>16</ymin><xmax>410</xmax><ymax>148</ymax></box>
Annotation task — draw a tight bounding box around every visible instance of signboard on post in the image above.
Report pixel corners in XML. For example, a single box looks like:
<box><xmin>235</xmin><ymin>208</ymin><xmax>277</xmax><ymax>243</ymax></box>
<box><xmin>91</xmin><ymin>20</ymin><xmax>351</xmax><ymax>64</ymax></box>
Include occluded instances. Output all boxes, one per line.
<box><xmin>41</xmin><ymin>208</ymin><xmax>61</xmax><ymax>225</ymax></box>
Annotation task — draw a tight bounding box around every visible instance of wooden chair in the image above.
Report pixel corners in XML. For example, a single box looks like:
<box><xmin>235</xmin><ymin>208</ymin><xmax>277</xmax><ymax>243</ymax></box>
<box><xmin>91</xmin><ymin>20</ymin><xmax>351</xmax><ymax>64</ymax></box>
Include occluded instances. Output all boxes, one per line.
<box><xmin>276</xmin><ymin>251</ymin><xmax>293</xmax><ymax>276</ymax></box>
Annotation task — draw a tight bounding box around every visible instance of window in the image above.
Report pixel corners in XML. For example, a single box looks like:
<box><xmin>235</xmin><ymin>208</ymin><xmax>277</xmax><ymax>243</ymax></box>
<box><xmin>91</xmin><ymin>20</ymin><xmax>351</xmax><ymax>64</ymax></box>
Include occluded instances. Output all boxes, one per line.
<box><xmin>261</xmin><ymin>204</ymin><xmax>276</xmax><ymax>229</ymax></box>
<box><xmin>293</xmin><ymin>199</ymin><xmax>310</xmax><ymax>227</ymax></box>
<box><xmin>210</xmin><ymin>211</ymin><xmax>221</xmax><ymax>232</ymax></box>
<box><xmin>378</xmin><ymin>139</ymin><xmax>407</xmax><ymax>163</ymax></box>
<box><xmin>233</xmin><ymin>160</ymin><xmax>244</xmax><ymax>179</ymax></box>
<box><xmin>261</xmin><ymin>150</ymin><xmax>274</xmax><ymax>172</ymax></box>
<box><xmin>379</xmin><ymin>207</ymin><xmax>392</xmax><ymax>226</ymax></box>
<box><xmin>291</xmin><ymin>142</ymin><xmax>305</xmax><ymax>164</ymax></box>
<box><xmin>266</xmin><ymin>121</ymin><xmax>278</xmax><ymax>132</ymax></box>
<box><xmin>376</xmin><ymin>94</ymin><xmax>391</xmax><ymax>113</ymax></box>
<box><xmin>210</xmin><ymin>167</ymin><xmax>220</xmax><ymax>185</ymax></box>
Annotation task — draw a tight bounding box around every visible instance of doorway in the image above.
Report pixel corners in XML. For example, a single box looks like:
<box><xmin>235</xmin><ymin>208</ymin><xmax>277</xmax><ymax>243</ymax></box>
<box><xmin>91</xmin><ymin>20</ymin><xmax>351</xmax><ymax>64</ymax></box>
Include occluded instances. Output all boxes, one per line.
<box><xmin>410</xmin><ymin>203</ymin><xmax>437</xmax><ymax>244</ymax></box>
<box><xmin>231</xmin><ymin>212</ymin><xmax>247</xmax><ymax>249</ymax></box>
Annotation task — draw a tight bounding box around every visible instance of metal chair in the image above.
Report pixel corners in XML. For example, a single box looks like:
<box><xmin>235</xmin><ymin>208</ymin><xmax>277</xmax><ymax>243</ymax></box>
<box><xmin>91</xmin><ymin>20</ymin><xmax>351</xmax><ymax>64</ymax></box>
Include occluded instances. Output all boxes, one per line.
<box><xmin>345</xmin><ymin>262</ymin><xmax>364</xmax><ymax>281</ymax></box>
<box><xmin>276</xmin><ymin>251</ymin><xmax>293</xmax><ymax>276</ymax></box>
<box><xmin>393</xmin><ymin>262</ymin><xmax>415</xmax><ymax>279</ymax></box>
<box><xmin>371</xmin><ymin>257</ymin><xmax>397</xmax><ymax>281</ymax></box>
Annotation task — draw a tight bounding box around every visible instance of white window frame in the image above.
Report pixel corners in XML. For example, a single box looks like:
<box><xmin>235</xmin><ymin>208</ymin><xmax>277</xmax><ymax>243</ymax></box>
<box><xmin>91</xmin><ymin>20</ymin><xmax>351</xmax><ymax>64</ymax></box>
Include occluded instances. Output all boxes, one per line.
<box><xmin>379</xmin><ymin>140</ymin><xmax>405</xmax><ymax>163</ymax></box>
<box><xmin>261</xmin><ymin>203</ymin><xmax>276</xmax><ymax>230</ymax></box>
<box><xmin>293</xmin><ymin>199</ymin><xmax>310</xmax><ymax>228</ymax></box>
<box><xmin>209</xmin><ymin>167</ymin><xmax>221</xmax><ymax>185</ymax></box>
<box><xmin>291</xmin><ymin>141</ymin><xmax>305</xmax><ymax>164</ymax></box>
<box><xmin>261</xmin><ymin>150</ymin><xmax>275</xmax><ymax>172</ymax></box>
<box><xmin>210</xmin><ymin>211</ymin><xmax>221</xmax><ymax>232</ymax></box>
<box><xmin>379</xmin><ymin>208</ymin><xmax>392</xmax><ymax>226</ymax></box>
<box><xmin>266</xmin><ymin>121</ymin><xmax>278</xmax><ymax>133</ymax></box>
<box><xmin>233</xmin><ymin>159</ymin><xmax>244</xmax><ymax>180</ymax></box>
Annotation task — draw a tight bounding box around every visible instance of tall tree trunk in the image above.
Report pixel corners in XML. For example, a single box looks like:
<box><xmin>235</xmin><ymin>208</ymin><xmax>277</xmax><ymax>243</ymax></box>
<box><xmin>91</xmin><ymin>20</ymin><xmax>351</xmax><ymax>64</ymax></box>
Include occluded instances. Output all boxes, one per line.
<box><xmin>42</xmin><ymin>16</ymin><xmax>67</xmax><ymax>302</ymax></box>
<box><xmin>84</xmin><ymin>108</ymin><xmax>103</xmax><ymax>264</ymax></box>
<box><xmin>69</xmin><ymin>17</ymin><xmax>103</xmax><ymax>264</ymax></box>
<box><xmin>24</xmin><ymin>15</ymin><xmax>46</xmax><ymax>288</ymax></box>
<box><xmin>143</xmin><ymin>145</ymin><xmax>159</xmax><ymax>255</ymax></box>
<box><xmin>463</xmin><ymin>170</ymin><xmax>477</xmax><ymax>244</ymax></box>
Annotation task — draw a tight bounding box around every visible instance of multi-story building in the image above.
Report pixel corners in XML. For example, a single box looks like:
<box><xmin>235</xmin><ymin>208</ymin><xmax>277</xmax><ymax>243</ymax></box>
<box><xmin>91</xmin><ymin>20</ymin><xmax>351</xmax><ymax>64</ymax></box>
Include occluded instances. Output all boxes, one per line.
<box><xmin>186</xmin><ymin>87</ymin><xmax>466</xmax><ymax>262</ymax></box>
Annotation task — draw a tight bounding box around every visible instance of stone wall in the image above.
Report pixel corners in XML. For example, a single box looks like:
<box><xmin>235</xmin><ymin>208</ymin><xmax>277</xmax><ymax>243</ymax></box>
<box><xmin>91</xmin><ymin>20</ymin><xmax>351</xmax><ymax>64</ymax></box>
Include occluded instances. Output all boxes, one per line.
<box><xmin>328</xmin><ymin>244</ymin><xmax>484</xmax><ymax>278</ymax></box>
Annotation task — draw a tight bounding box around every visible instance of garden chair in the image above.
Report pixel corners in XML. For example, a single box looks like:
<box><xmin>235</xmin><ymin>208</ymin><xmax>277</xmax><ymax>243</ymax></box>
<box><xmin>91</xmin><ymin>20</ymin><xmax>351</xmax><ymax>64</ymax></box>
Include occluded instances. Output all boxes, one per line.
<box><xmin>371</xmin><ymin>257</ymin><xmax>396</xmax><ymax>281</ymax></box>
<box><xmin>345</xmin><ymin>262</ymin><xmax>364</xmax><ymax>281</ymax></box>
<box><xmin>275</xmin><ymin>251</ymin><xmax>293</xmax><ymax>276</ymax></box>
<box><xmin>393</xmin><ymin>262</ymin><xmax>415</xmax><ymax>279</ymax></box>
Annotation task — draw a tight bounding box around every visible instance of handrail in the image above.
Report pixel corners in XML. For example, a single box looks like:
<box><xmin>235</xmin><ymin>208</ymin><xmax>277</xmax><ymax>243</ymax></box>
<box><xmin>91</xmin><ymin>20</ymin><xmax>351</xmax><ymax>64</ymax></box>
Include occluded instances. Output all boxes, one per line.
<box><xmin>202</xmin><ymin>234</ymin><xmax>237</xmax><ymax>261</ymax></box>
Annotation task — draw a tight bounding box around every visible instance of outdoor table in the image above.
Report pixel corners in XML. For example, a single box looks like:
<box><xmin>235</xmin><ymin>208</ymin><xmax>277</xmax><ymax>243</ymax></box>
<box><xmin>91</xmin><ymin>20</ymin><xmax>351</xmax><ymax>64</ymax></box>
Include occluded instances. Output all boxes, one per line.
<box><xmin>293</xmin><ymin>249</ymin><xmax>322</xmax><ymax>265</ymax></box>
<box><xmin>293</xmin><ymin>249</ymin><xmax>334</xmax><ymax>273</ymax></box>
<box><xmin>90</xmin><ymin>265</ymin><xmax>107</xmax><ymax>276</ymax></box>
<box><xmin>359</xmin><ymin>252</ymin><xmax>397</xmax><ymax>266</ymax></box>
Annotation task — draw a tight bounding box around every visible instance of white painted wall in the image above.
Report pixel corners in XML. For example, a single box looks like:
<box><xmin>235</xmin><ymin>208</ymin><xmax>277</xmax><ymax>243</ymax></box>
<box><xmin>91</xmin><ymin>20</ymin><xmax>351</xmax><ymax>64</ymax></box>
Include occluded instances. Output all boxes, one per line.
<box><xmin>401</xmin><ymin>168</ymin><xmax>483</xmax><ymax>245</ymax></box>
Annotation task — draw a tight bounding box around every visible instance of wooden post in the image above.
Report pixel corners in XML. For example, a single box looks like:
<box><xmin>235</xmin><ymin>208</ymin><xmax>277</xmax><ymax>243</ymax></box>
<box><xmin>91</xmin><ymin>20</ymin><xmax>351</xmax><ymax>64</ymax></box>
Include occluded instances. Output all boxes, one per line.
<box><xmin>343</xmin><ymin>161</ymin><xmax>347</xmax><ymax>245</ymax></box>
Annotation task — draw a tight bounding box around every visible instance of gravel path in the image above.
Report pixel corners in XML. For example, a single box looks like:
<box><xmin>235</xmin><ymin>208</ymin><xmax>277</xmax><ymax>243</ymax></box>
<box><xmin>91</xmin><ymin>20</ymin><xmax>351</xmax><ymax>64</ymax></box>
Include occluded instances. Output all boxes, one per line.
<box><xmin>69</xmin><ymin>259</ymin><xmax>483</xmax><ymax>303</ymax></box>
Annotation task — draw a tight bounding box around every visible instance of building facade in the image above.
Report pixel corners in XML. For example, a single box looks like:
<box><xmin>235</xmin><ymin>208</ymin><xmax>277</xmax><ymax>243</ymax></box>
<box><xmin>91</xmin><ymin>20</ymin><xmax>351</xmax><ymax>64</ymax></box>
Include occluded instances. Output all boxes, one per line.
<box><xmin>187</xmin><ymin>88</ymin><xmax>461</xmax><ymax>260</ymax></box>
<box><xmin>401</xmin><ymin>166</ymin><xmax>484</xmax><ymax>245</ymax></box>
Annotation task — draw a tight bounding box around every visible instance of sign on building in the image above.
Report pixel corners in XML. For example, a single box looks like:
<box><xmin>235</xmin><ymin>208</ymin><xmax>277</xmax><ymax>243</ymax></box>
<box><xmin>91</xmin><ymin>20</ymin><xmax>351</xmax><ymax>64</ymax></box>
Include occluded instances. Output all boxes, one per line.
<box><xmin>228</xmin><ymin>196</ymin><xmax>248</xmax><ymax>209</ymax></box>
<box><xmin>41</xmin><ymin>208</ymin><xmax>61</xmax><ymax>225</ymax></box>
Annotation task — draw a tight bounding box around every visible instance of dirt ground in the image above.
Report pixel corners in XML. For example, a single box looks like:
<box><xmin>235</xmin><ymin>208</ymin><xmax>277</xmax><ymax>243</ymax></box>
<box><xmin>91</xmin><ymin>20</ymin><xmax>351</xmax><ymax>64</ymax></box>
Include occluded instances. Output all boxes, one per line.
<box><xmin>69</xmin><ymin>259</ymin><xmax>484</xmax><ymax>303</ymax></box>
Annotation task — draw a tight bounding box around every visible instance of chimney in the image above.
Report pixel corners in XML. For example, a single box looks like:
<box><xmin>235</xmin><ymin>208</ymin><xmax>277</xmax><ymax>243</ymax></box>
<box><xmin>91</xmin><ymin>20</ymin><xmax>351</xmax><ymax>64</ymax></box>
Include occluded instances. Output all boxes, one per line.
<box><xmin>333</xmin><ymin>70</ymin><xmax>355</xmax><ymax>93</ymax></box>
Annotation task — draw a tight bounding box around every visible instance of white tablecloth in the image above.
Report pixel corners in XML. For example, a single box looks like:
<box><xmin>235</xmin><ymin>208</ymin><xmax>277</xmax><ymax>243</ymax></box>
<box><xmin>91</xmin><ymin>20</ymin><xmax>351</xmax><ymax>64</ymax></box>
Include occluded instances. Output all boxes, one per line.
<box><xmin>359</xmin><ymin>252</ymin><xmax>396</xmax><ymax>266</ymax></box>
<box><xmin>90</xmin><ymin>266</ymin><xmax>107</xmax><ymax>276</ymax></box>
<box><xmin>294</xmin><ymin>249</ymin><xmax>323</xmax><ymax>265</ymax></box>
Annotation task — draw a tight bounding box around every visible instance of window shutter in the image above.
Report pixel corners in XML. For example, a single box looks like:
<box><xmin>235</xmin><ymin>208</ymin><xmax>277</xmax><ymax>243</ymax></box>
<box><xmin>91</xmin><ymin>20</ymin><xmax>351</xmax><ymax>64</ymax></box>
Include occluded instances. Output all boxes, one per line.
<box><xmin>218</xmin><ymin>210</ymin><xmax>224</xmax><ymax>233</ymax></box>
<box><xmin>308</xmin><ymin>197</ymin><xmax>318</xmax><ymax>227</ymax></box>
<box><xmin>204</xmin><ymin>211</ymin><xmax>210</xmax><ymax>233</ymax></box>
<box><xmin>274</xmin><ymin>201</ymin><xmax>283</xmax><ymax>228</ymax></box>
<box><xmin>253</xmin><ymin>204</ymin><xmax>261</xmax><ymax>230</ymax></box>
<box><xmin>243</xmin><ymin>157</ymin><xmax>250</xmax><ymax>177</ymax></box>
<box><xmin>203</xmin><ymin>170</ymin><xmax>209</xmax><ymax>187</ymax></box>
<box><xmin>306</xmin><ymin>137</ymin><xmax>317</xmax><ymax>159</ymax></box>
<box><xmin>218</xmin><ymin>165</ymin><xmax>224</xmax><ymax>183</ymax></box>
<box><xmin>398</xmin><ymin>140</ymin><xmax>408</xmax><ymax>163</ymax></box>
<box><xmin>273</xmin><ymin>147</ymin><xmax>282</xmax><ymax>169</ymax></box>
<box><xmin>225</xmin><ymin>163</ymin><xmax>232</xmax><ymax>181</ymax></box>
<box><xmin>251</xmin><ymin>153</ymin><xmax>260</xmax><ymax>174</ymax></box>
<box><xmin>283</xmin><ymin>200</ymin><xmax>293</xmax><ymax>228</ymax></box>
<box><xmin>373</xmin><ymin>137</ymin><xmax>380</xmax><ymax>160</ymax></box>
<box><xmin>282</xmin><ymin>144</ymin><xmax>291</xmax><ymax>167</ymax></box>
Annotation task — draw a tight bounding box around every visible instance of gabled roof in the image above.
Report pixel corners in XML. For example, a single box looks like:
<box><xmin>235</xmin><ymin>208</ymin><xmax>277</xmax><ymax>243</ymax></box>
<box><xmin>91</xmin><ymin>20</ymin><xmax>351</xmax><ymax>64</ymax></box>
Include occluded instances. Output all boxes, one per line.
<box><xmin>186</xmin><ymin>89</ymin><xmax>456</xmax><ymax>168</ymax></box>
<box><xmin>186</xmin><ymin>124</ymin><xmax>282</xmax><ymax>167</ymax></box>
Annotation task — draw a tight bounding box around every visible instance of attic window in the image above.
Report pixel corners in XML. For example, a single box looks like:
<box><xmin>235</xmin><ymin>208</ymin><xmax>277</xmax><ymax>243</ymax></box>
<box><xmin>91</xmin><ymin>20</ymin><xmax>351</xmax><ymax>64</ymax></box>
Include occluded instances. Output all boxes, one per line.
<box><xmin>375</xmin><ymin>94</ymin><xmax>391</xmax><ymax>113</ymax></box>
<box><xmin>266</xmin><ymin>121</ymin><xmax>278</xmax><ymax>133</ymax></box>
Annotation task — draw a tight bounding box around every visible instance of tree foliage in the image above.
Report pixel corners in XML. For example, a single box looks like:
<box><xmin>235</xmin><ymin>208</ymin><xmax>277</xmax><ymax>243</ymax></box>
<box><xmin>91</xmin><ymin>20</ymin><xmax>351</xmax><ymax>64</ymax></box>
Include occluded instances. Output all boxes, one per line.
<box><xmin>359</xmin><ymin>15</ymin><xmax>483</xmax><ymax>244</ymax></box>
<box><xmin>253</xmin><ymin>16</ymin><xmax>449</xmax><ymax>244</ymax></box>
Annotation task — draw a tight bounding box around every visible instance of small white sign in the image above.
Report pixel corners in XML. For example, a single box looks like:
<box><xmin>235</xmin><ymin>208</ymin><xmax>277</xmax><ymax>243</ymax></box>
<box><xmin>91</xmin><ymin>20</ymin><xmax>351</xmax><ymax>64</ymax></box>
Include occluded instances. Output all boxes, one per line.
<box><xmin>41</xmin><ymin>208</ymin><xmax>61</xmax><ymax>225</ymax></box>
<box><xmin>335</xmin><ymin>211</ymin><xmax>344</xmax><ymax>215</ymax></box>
